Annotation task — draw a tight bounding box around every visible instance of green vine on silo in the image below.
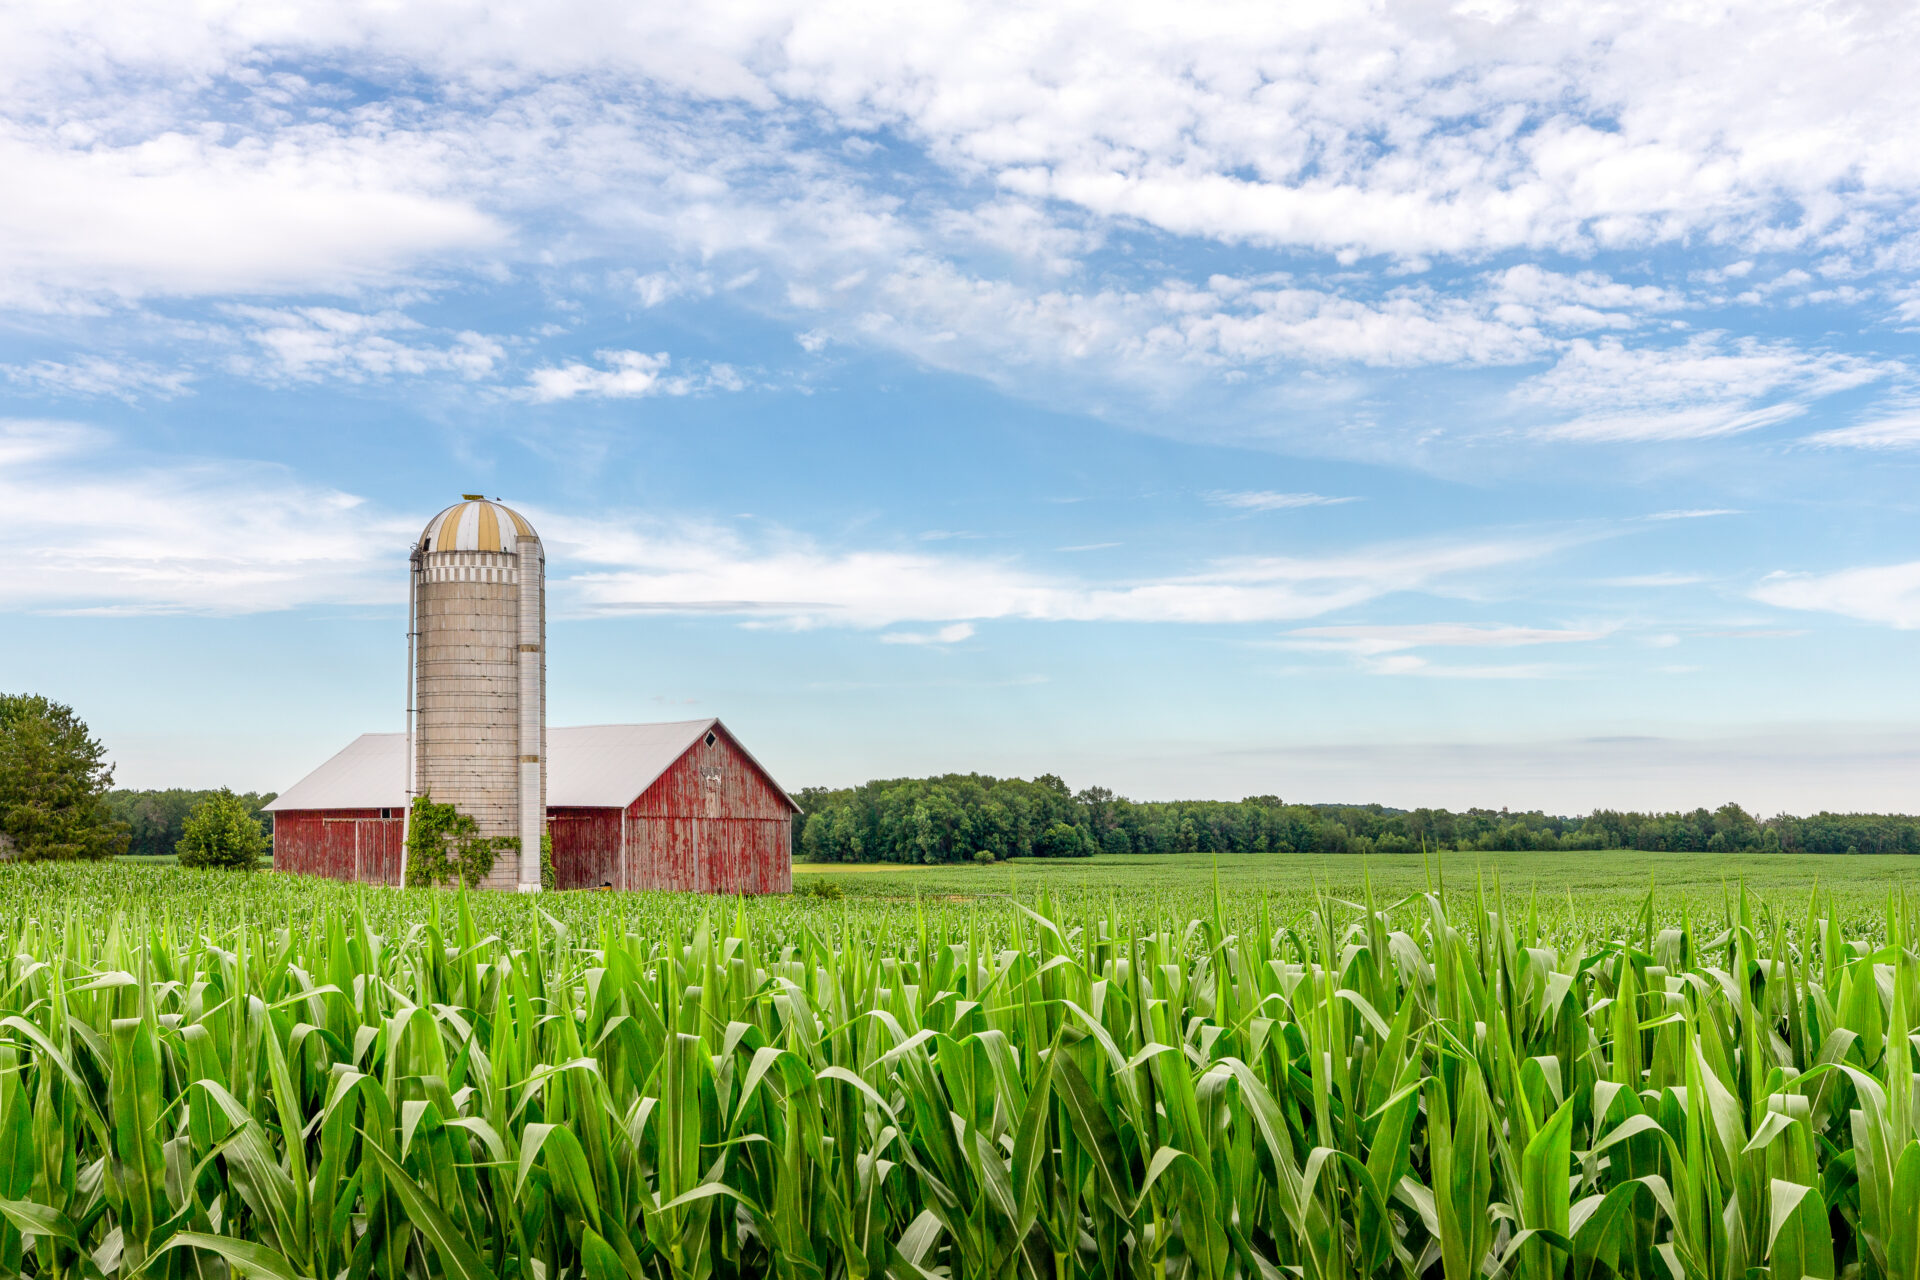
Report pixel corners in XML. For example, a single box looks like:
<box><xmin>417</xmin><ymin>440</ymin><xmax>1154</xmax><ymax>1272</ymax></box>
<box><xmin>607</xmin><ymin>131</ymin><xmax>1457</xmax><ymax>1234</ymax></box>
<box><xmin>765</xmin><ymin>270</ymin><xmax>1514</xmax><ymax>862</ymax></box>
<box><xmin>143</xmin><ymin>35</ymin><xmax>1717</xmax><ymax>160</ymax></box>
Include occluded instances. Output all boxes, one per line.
<box><xmin>404</xmin><ymin>795</ymin><xmax>511</xmax><ymax>888</ymax></box>
<box><xmin>404</xmin><ymin>795</ymin><xmax>558</xmax><ymax>889</ymax></box>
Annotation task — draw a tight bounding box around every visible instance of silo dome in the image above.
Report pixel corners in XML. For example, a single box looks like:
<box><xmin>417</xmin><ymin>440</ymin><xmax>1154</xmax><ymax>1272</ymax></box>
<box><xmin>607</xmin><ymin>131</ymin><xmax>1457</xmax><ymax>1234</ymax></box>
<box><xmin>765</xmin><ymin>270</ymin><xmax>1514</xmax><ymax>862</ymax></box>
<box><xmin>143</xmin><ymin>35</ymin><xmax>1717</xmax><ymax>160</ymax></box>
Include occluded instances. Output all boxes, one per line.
<box><xmin>405</xmin><ymin>494</ymin><xmax>546</xmax><ymax>891</ymax></box>
<box><xmin>420</xmin><ymin>496</ymin><xmax>541</xmax><ymax>554</ymax></box>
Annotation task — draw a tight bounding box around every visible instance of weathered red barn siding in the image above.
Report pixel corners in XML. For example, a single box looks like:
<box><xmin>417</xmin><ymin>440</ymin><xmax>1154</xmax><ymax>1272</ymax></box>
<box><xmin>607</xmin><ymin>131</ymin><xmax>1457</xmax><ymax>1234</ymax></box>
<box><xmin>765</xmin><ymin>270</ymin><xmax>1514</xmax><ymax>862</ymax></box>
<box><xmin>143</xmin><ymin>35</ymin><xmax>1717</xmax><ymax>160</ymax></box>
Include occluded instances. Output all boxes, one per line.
<box><xmin>624</xmin><ymin>816</ymin><xmax>789</xmax><ymax>894</ymax></box>
<box><xmin>272</xmin><ymin>809</ymin><xmax>403</xmax><ymax>884</ymax></box>
<box><xmin>624</xmin><ymin>727</ymin><xmax>792</xmax><ymax>894</ymax></box>
<box><xmin>548</xmin><ymin>806</ymin><xmax>624</xmax><ymax>889</ymax></box>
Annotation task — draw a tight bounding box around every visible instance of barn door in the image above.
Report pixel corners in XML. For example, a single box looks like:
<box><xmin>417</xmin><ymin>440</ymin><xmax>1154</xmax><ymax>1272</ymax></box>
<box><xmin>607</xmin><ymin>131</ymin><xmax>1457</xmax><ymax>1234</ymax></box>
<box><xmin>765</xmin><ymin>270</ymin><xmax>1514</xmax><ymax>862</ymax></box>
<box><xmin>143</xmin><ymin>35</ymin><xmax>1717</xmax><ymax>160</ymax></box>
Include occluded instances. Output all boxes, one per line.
<box><xmin>550</xmin><ymin>813</ymin><xmax>619</xmax><ymax>889</ymax></box>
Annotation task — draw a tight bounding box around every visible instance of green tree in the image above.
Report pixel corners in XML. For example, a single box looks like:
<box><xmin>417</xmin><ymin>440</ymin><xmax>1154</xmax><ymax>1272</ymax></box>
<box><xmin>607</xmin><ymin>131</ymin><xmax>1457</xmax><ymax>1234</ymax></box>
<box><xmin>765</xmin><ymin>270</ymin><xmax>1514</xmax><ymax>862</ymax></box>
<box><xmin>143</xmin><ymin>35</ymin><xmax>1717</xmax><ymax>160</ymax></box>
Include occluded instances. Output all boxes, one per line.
<box><xmin>0</xmin><ymin>693</ymin><xmax>127</xmax><ymax>862</ymax></box>
<box><xmin>1036</xmin><ymin>821</ymin><xmax>1093</xmax><ymax>858</ymax></box>
<box><xmin>176</xmin><ymin>789</ymin><xmax>268</xmax><ymax>871</ymax></box>
<box><xmin>107</xmin><ymin>788</ymin><xmax>276</xmax><ymax>857</ymax></box>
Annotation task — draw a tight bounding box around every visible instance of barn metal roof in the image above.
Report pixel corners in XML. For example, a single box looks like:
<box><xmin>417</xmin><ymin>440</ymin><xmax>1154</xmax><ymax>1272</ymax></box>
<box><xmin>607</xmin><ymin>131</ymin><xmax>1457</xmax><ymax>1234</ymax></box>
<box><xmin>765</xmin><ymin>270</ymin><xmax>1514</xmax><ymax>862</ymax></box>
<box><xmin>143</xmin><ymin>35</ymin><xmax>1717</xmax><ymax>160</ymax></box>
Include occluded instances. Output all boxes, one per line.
<box><xmin>264</xmin><ymin>719</ymin><xmax>799</xmax><ymax>813</ymax></box>
<box><xmin>264</xmin><ymin>733</ymin><xmax>408</xmax><ymax>812</ymax></box>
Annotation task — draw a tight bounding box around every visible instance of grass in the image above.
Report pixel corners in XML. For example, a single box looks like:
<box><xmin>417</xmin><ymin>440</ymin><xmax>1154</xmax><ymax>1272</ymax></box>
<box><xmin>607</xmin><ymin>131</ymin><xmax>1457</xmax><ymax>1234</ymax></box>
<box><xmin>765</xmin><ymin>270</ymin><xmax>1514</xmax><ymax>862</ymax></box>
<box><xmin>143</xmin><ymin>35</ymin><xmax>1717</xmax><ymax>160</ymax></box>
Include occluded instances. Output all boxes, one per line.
<box><xmin>0</xmin><ymin>852</ymin><xmax>1911</xmax><ymax>1277</ymax></box>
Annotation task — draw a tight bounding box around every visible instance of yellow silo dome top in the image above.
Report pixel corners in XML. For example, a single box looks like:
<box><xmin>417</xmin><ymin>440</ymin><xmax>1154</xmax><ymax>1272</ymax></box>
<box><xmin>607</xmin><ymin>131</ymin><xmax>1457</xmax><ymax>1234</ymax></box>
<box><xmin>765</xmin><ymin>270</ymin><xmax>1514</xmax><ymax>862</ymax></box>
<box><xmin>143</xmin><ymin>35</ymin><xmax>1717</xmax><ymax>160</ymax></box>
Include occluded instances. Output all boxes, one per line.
<box><xmin>420</xmin><ymin>498</ymin><xmax>540</xmax><ymax>553</ymax></box>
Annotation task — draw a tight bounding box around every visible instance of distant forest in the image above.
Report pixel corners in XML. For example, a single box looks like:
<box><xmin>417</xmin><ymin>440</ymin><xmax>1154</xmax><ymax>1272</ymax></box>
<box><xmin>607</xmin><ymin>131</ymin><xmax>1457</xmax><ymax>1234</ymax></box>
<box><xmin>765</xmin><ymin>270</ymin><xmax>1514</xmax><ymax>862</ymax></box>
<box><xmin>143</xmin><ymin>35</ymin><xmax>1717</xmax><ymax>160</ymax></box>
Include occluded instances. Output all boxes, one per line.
<box><xmin>108</xmin><ymin>789</ymin><xmax>277</xmax><ymax>858</ymax></box>
<box><xmin>104</xmin><ymin>779</ymin><xmax>1920</xmax><ymax>867</ymax></box>
<box><xmin>792</xmin><ymin>773</ymin><xmax>1920</xmax><ymax>864</ymax></box>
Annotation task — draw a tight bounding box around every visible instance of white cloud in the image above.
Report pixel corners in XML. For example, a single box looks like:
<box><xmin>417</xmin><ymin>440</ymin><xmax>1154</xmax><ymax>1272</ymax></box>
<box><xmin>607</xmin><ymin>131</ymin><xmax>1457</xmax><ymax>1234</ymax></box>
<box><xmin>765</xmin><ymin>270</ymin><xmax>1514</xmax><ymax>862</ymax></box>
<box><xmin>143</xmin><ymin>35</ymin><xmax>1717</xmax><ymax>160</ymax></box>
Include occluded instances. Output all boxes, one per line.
<box><xmin>1801</xmin><ymin>412</ymin><xmax>1920</xmax><ymax>449</ymax></box>
<box><xmin>0</xmin><ymin>124</ymin><xmax>505</xmax><ymax>308</ymax></box>
<box><xmin>1535</xmin><ymin>404</ymin><xmax>1806</xmax><ymax>444</ymax></box>
<box><xmin>8</xmin><ymin>2</ymin><xmax>1917</xmax><ymax>266</ymax></box>
<box><xmin>1347</xmin><ymin>654</ymin><xmax>1574</xmax><ymax>680</ymax></box>
<box><xmin>1754</xmin><ymin>562</ymin><xmax>1920</xmax><ymax>629</ymax></box>
<box><xmin>1519</xmin><ymin>334</ymin><xmax>1889</xmax><ymax>442</ymax></box>
<box><xmin>0</xmin><ymin>419</ymin><xmax>1564</xmax><ymax>624</ymax></box>
<box><xmin>1207</xmin><ymin>490</ymin><xmax>1357</xmax><ymax>511</ymax></box>
<box><xmin>1648</xmin><ymin>508</ymin><xmax>1740</xmax><ymax>521</ymax></box>
<box><xmin>1179</xmin><ymin>278</ymin><xmax>1549</xmax><ymax>367</ymax></box>
<box><xmin>0</xmin><ymin>0</ymin><xmax>1912</xmax><ymax>367</ymax></box>
<box><xmin>1282</xmin><ymin>623</ymin><xmax>1611</xmax><ymax>657</ymax></box>
<box><xmin>3</xmin><ymin>356</ymin><xmax>193</xmax><ymax>400</ymax></box>
<box><xmin>550</xmin><ymin>512</ymin><xmax>1560</xmax><ymax>628</ymax></box>
<box><xmin>226</xmin><ymin>306</ymin><xmax>504</xmax><ymax>383</ymax></box>
<box><xmin>879</xmin><ymin>622</ymin><xmax>975</xmax><ymax>645</ymax></box>
<box><xmin>1482</xmin><ymin>266</ymin><xmax>1686</xmax><ymax>330</ymax></box>
<box><xmin>843</xmin><ymin>260</ymin><xmax>1560</xmax><ymax>413</ymax></box>
<box><xmin>1523</xmin><ymin>335</ymin><xmax>1885</xmax><ymax>409</ymax></box>
<box><xmin>521</xmin><ymin>350</ymin><xmax>744</xmax><ymax>401</ymax></box>
<box><xmin>1</xmin><ymin>3</ymin><xmax>1908</xmax><ymax>459</ymax></box>
<box><xmin>0</xmin><ymin>419</ymin><xmax>407</xmax><ymax>614</ymax></box>
<box><xmin>1599</xmin><ymin>572</ymin><xmax>1708</xmax><ymax>587</ymax></box>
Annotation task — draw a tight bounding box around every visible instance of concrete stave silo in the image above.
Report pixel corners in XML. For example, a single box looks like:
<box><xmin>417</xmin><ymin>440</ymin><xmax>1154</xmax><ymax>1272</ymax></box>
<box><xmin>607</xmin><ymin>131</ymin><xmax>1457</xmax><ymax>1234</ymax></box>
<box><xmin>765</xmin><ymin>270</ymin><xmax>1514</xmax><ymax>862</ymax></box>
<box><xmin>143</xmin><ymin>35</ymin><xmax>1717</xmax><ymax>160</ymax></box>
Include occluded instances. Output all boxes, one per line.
<box><xmin>405</xmin><ymin>496</ymin><xmax>545</xmax><ymax>890</ymax></box>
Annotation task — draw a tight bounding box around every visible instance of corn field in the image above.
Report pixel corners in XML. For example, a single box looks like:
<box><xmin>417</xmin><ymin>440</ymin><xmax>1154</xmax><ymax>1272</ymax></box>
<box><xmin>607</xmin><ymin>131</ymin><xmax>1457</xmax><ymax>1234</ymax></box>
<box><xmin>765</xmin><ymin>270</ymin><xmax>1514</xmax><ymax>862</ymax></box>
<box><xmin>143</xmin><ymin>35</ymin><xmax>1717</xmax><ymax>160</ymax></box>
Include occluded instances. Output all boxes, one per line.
<box><xmin>0</xmin><ymin>863</ymin><xmax>1915</xmax><ymax>1279</ymax></box>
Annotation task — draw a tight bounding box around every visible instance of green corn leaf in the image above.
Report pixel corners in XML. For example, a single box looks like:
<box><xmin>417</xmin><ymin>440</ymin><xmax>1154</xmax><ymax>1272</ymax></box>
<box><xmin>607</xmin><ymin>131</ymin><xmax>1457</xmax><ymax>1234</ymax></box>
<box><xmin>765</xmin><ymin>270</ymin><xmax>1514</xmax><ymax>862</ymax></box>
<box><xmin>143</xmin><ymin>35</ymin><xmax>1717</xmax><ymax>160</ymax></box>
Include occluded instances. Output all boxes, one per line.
<box><xmin>360</xmin><ymin>1136</ymin><xmax>494</xmax><ymax>1280</ymax></box>
<box><xmin>149</xmin><ymin>1231</ymin><xmax>314</xmax><ymax>1280</ymax></box>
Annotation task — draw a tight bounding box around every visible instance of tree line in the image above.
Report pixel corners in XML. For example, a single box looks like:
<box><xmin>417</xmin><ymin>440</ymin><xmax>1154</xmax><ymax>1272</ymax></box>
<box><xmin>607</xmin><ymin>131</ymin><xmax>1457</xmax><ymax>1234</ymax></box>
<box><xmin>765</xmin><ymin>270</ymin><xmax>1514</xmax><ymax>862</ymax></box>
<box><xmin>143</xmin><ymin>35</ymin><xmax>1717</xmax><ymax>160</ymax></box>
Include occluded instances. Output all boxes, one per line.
<box><xmin>107</xmin><ymin>788</ymin><xmax>277</xmax><ymax>858</ymax></box>
<box><xmin>793</xmin><ymin>773</ymin><xmax>1920</xmax><ymax>863</ymax></box>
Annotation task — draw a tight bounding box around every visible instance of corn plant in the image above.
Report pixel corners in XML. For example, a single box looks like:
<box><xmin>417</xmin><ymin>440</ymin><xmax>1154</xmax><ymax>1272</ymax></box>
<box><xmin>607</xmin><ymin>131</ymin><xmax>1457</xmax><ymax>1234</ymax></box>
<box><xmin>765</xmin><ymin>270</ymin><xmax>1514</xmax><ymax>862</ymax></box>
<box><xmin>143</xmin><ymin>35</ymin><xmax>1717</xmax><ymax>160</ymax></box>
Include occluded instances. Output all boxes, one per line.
<box><xmin>0</xmin><ymin>862</ymin><xmax>1911</xmax><ymax>1278</ymax></box>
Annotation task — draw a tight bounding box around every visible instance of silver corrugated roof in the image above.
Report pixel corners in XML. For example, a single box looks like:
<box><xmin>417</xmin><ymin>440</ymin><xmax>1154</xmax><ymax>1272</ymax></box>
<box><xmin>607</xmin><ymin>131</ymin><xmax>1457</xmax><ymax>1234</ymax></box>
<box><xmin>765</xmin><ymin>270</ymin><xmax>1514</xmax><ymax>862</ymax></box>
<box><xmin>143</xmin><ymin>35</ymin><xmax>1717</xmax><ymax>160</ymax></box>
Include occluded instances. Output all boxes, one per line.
<box><xmin>264</xmin><ymin>733</ymin><xmax>408</xmax><ymax>811</ymax></box>
<box><xmin>265</xmin><ymin>720</ymin><xmax>798</xmax><ymax>812</ymax></box>
<box><xmin>546</xmin><ymin>719</ymin><xmax>714</xmax><ymax>807</ymax></box>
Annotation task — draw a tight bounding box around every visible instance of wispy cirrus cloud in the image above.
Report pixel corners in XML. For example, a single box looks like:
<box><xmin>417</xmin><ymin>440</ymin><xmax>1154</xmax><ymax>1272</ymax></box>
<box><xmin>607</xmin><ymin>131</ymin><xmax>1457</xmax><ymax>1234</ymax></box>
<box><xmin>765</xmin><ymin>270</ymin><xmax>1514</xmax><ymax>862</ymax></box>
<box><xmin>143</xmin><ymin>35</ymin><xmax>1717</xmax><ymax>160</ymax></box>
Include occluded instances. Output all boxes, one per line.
<box><xmin>520</xmin><ymin>351</ymin><xmax>745</xmax><ymax>402</ymax></box>
<box><xmin>1343</xmin><ymin>655</ymin><xmax>1577</xmax><ymax>680</ymax></box>
<box><xmin>550</xmin><ymin>521</ymin><xmax>1562</xmax><ymax>630</ymax></box>
<box><xmin>1754</xmin><ymin>562</ymin><xmax>1920</xmax><ymax>629</ymax></box>
<box><xmin>1207</xmin><ymin>490</ymin><xmax>1358</xmax><ymax>511</ymax></box>
<box><xmin>0</xmin><ymin>419</ymin><xmax>407</xmax><ymax>614</ymax></box>
<box><xmin>3</xmin><ymin>356</ymin><xmax>193</xmax><ymax>401</ymax></box>
<box><xmin>879</xmin><ymin>623</ymin><xmax>975</xmax><ymax>646</ymax></box>
<box><xmin>1599</xmin><ymin>572</ymin><xmax>1710</xmax><ymax>587</ymax></box>
<box><xmin>224</xmin><ymin>306</ymin><xmax>505</xmax><ymax>384</ymax></box>
<box><xmin>1273</xmin><ymin>620</ymin><xmax>1612</xmax><ymax>678</ymax></box>
<box><xmin>1519</xmin><ymin>335</ymin><xmax>1891</xmax><ymax>443</ymax></box>
<box><xmin>1801</xmin><ymin>412</ymin><xmax>1920</xmax><ymax>450</ymax></box>
<box><xmin>1281</xmin><ymin>623</ymin><xmax>1612</xmax><ymax>656</ymax></box>
<box><xmin>0</xmin><ymin>419</ymin><xmax>1567</xmax><ymax>627</ymax></box>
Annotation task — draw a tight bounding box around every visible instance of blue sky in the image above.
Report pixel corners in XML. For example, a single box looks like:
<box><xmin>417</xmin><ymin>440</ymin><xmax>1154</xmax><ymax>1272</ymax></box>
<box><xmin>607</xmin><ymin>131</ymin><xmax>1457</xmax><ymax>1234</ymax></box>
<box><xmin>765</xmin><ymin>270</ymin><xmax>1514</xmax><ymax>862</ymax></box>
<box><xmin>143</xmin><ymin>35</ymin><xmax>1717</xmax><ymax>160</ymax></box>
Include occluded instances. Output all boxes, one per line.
<box><xmin>5</xmin><ymin>0</ymin><xmax>1920</xmax><ymax>813</ymax></box>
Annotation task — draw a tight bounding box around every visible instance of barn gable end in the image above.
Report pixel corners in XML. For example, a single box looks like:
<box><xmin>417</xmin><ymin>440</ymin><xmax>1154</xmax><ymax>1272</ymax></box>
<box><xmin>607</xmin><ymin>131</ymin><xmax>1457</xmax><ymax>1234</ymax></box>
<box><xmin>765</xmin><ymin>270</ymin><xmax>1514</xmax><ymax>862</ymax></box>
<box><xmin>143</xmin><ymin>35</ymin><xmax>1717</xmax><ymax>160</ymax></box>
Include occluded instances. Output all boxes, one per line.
<box><xmin>622</xmin><ymin>721</ymin><xmax>794</xmax><ymax>894</ymax></box>
<box><xmin>632</xmin><ymin>721</ymin><xmax>796</xmax><ymax>821</ymax></box>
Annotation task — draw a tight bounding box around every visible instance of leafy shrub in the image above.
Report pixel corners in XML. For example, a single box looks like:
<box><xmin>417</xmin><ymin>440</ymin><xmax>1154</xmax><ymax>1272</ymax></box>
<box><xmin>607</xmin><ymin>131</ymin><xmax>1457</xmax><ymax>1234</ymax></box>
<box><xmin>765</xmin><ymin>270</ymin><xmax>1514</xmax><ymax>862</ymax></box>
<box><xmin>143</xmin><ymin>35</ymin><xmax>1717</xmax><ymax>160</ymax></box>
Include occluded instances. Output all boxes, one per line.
<box><xmin>793</xmin><ymin>877</ymin><xmax>844</xmax><ymax>900</ymax></box>
<box><xmin>972</xmin><ymin>848</ymin><xmax>995</xmax><ymax>864</ymax></box>
<box><xmin>175</xmin><ymin>789</ymin><xmax>267</xmax><ymax>871</ymax></box>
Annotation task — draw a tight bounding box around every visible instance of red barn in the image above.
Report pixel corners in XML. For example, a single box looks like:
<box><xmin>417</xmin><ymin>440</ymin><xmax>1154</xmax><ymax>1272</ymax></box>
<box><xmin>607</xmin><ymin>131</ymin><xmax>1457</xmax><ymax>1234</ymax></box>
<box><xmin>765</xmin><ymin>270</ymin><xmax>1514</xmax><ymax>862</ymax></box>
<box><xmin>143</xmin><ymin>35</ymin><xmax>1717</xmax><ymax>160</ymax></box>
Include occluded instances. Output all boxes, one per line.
<box><xmin>264</xmin><ymin>719</ymin><xmax>797</xmax><ymax>893</ymax></box>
